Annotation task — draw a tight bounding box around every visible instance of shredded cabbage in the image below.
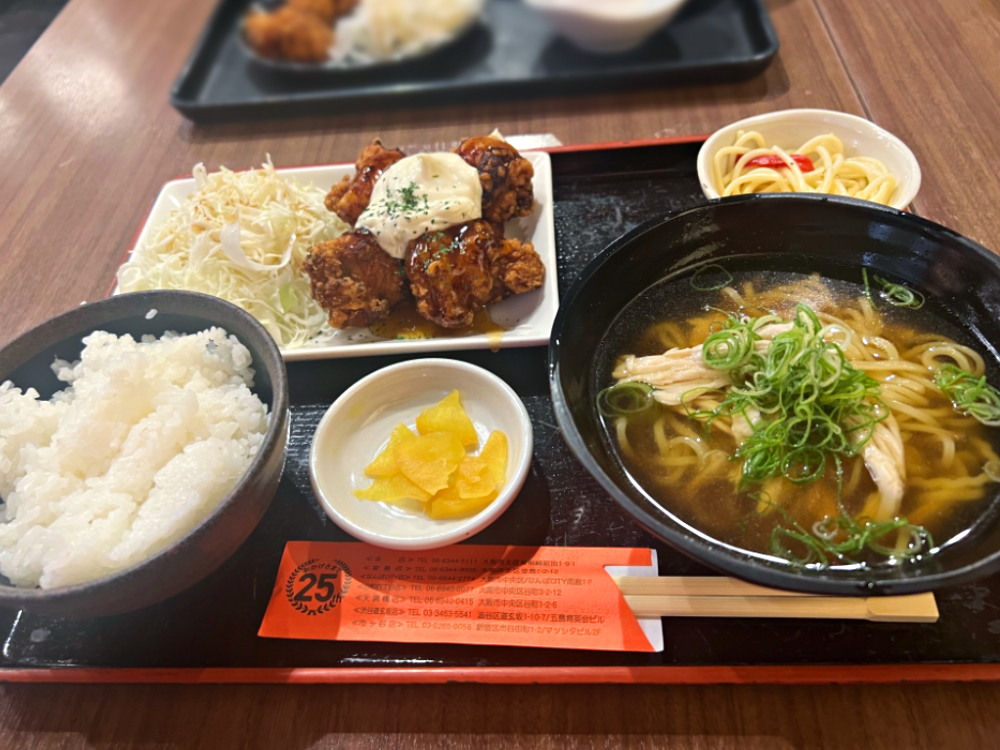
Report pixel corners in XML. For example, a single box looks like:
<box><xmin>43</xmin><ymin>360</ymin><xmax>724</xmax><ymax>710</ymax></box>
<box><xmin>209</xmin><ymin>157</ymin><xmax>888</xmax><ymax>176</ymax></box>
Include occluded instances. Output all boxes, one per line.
<box><xmin>118</xmin><ymin>158</ymin><xmax>348</xmax><ymax>349</ymax></box>
<box><xmin>332</xmin><ymin>0</ymin><xmax>485</xmax><ymax>63</ymax></box>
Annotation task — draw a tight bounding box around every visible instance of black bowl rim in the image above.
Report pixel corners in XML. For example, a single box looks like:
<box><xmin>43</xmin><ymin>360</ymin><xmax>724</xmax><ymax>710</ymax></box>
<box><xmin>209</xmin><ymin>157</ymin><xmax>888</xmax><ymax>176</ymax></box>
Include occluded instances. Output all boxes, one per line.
<box><xmin>549</xmin><ymin>192</ymin><xmax>1000</xmax><ymax>596</ymax></box>
<box><xmin>0</xmin><ymin>290</ymin><xmax>290</xmax><ymax>602</ymax></box>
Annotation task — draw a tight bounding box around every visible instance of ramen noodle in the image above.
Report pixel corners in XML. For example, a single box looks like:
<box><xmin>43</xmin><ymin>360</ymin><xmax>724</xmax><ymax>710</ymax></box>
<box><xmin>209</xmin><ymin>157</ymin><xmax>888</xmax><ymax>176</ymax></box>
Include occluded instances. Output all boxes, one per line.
<box><xmin>597</xmin><ymin>270</ymin><xmax>1000</xmax><ymax>569</ymax></box>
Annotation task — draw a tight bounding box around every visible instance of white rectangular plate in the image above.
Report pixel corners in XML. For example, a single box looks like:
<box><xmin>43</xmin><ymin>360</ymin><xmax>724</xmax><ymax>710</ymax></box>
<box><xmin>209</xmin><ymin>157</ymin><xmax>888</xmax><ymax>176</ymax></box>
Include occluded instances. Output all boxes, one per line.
<box><xmin>118</xmin><ymin>152</ymin><xmax>558</xmax><ymax>362</ymax></box>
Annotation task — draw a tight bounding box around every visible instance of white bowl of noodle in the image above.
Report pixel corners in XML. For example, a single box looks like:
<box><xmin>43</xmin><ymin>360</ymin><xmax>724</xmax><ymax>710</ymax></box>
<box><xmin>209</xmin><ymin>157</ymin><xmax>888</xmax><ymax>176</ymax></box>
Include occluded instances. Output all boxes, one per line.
<box><xmin>697</xmin><ymin>109</ymin><xmax>921</xmax><ymax>210</ymax></box>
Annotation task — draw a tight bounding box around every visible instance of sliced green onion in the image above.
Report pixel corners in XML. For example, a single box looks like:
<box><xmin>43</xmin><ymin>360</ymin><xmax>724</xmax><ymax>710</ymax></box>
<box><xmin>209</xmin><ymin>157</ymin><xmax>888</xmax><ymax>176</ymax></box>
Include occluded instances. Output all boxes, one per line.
<box><xmin>762</xmin><ymin>496</ymin><xmax>934</xmax><ymax>568</ymax></box>
<box><xmin>770</xmin><ymin>527</ymin><xmax>826</xmax><ymax>565</ymax></box>
<box><xmin>874</xmin><ymin>275</ymin><xmax>925</xmax><ymax>309</ymax></box>
<box><xmin>862</xmin><ymin>520</ymin><xmax>934</xmax><ymax>558</ymax></box>
<box><xmin>935</xmin><ymin>363</ymin><xmax>1000</xmax><ymax>426</ymax></box>
<box><xmin>702</xmin><ymin>324</ymin><xmax>756</xmax><ymax>371</ymax></box>
<box><xmin>690</xmin><ymin>264</ymin><xmax>734</xmax><ymax>292</ymax></box>
<box><xmin>597</xmin><ymin>382</ymin><xmax>656</xmax><ymax>417</ymax></box>
<box><xmin>696</xmin><ymin>303</ymin><xmax>884</xmax><ymax>491</ymax></box>
<box><xmin>863</xmin><ymin>269</ymin><xmax>925</xmax><ymax>309</ymax></box>
<box><xmin>782</xmin><ymin>446</ymin><xmax>827</xmax><ymax>484</ymax></box>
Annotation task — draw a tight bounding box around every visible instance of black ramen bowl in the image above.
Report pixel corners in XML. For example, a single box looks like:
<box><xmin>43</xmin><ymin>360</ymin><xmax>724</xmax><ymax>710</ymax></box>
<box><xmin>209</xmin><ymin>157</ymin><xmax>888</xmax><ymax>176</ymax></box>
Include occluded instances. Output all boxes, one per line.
<box><xmin>0</xmin><ymin>291</ymin><xmax>289</xmax><ymax>617</ymax></box>
<box><xmin>550</xmin><ymin>194</ymin><xmax>1000</xmax><ymax>596</ymax></box>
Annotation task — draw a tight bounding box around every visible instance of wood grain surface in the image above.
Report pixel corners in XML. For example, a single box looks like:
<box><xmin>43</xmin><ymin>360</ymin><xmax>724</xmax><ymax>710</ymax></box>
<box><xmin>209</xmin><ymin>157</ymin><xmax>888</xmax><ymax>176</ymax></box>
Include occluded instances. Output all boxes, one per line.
<box><xmin>3</xmin><ymin>0</ymin><xmax>1000</xmax><ymax>747</ymax></box>
<box><xmin>3</xmin><ymin>681</ymin><xmax>1000</xmax><ymax>749</ymax></box>
<box><xmin>813</xmin><ymin>0</ymin><xmax>1000</xmax><ymax>248</ymax></box>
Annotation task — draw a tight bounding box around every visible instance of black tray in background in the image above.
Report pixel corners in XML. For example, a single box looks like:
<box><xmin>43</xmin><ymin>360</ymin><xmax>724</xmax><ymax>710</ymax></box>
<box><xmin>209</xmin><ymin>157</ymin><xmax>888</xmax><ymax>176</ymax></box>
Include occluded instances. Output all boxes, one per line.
<box><xmin>5</xmin><ymin>140</ymin><xmax>1000</xmax><ymax>681</ymax></box>
<box><xmin>170</xmin><ymin>0</ymin><xmax>778</xmax><ymax>123</ymax></box>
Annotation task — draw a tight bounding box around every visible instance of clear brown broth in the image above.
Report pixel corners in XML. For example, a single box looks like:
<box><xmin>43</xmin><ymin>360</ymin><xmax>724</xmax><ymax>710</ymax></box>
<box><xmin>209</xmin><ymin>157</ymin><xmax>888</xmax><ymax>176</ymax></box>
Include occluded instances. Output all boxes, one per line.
<box><xmin>596</xmin><ymin>270</ymin><xmax>1000</xmax><ymax>568</ymax></box>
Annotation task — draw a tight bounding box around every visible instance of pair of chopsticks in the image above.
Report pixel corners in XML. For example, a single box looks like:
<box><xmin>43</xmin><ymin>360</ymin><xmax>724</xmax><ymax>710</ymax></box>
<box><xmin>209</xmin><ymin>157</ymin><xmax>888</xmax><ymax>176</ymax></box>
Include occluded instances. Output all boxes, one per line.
<box><xmin>612</xmin><ymin>576</ymin><xmax>939</xmax><ymax>623</ymax></box>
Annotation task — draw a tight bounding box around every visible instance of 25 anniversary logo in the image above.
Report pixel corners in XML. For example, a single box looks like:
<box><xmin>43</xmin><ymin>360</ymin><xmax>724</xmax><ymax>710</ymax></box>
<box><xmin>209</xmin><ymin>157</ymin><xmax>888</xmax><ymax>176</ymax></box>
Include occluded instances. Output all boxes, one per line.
<box><xmin>284</xmin><ymin>558</ymin><xmax>352</xmax><ymax>616</ymax></box>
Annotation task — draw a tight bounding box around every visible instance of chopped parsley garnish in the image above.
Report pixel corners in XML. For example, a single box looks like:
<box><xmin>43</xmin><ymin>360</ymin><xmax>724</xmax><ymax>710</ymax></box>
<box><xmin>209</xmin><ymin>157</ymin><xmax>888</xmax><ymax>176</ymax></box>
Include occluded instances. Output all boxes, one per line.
<box><xmin>377</xmin><ymin>181</ymin><xmax>429</xmax><ymax>221</ymax></box>
<box><xmin>399</xmin><ymin>181</ymin><xmax>421</xmax><ymax>209</ymax></box>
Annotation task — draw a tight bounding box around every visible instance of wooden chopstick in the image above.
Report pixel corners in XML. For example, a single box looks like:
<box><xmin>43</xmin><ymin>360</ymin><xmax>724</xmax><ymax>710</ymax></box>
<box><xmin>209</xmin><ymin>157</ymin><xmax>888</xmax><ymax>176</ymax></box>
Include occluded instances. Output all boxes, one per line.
<box><xmin>612</xmin><ymin>576</ymin><xmax>939</xmax><ymax>623</ymax></box>
<box><xmin>613</xmin><ymin>575</ymin><xmax>819</xmax><ymax>598</ymax></box>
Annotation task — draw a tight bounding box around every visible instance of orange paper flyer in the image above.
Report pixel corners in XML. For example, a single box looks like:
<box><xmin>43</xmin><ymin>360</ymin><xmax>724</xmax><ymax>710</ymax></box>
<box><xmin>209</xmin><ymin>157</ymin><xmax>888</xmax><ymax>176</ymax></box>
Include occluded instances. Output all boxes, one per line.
<box><xmin>259</xmin><ymin>543</ymin><xmax>662</xmax><ymax>652</ymax></box>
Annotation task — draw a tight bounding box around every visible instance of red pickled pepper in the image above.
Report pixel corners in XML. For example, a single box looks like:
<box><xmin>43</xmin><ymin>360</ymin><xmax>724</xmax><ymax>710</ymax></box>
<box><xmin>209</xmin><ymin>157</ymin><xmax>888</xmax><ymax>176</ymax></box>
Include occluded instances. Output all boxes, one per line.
<box><xmin>740</xmin><ymin>154</ymin><xmax>816</xmax><ymax>172</ymax></box>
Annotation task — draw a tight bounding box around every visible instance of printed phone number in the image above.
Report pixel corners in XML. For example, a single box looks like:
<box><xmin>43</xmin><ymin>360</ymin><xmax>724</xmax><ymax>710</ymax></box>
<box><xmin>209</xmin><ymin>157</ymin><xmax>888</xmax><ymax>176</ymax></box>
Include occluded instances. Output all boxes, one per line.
<box><xmin>419</xmin><ymin>621</ymin><xmax>473</xmax><ymax>631</ymax></box>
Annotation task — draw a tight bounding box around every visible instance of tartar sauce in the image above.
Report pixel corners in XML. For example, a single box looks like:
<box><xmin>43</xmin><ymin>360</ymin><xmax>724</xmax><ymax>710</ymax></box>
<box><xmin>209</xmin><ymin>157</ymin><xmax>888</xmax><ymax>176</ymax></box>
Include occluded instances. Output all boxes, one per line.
<box><xmin>356</xmin><ymin>152</ymin><xmax>483</xmax><ymax>259</ymax></box>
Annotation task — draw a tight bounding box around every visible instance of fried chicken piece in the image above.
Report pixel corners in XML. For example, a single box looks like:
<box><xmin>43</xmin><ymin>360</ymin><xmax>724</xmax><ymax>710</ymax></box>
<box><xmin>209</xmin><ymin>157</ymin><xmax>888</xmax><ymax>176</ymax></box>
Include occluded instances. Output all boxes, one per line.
<box><xmin>406</xmin><ymin>221</ymin><xmax>497</xmax><ymax>328</ymax></box>
<box><xmin>287</xmin><ymin>0</ymin><xmax>358</xmax><ymax>24</ymax></box>
<box><xmin>333</xmin><ymin>0</ymin><xmax>360</xmax><ymax>17</ymax></box>
<box><xmin>454</xmin><ymin>135</ymin><xmax>535</xmax><ymax>224</ymax></box>
<box><xmin>305</xmin><ymin>231</ymin><xmax>407</xmax><ymax>329</ymax></box>
<box><xmin>287</xmin><ymin>0</ymin><xmax>339</xmax><ymax>24</ymax></box>
<box><xmin>245</xmin><ymin>7</ymin><xmax>333</xmax><ymax>63</ymax></box>
<box><xmin>325</xmin><ymin>139</ymin><xmax>406</xmax><ymax>226</ymax></box>
<box><xmin>486</xmin><ymin>238</ymin><xmax>546</xmax><ymax>304</ymax></box>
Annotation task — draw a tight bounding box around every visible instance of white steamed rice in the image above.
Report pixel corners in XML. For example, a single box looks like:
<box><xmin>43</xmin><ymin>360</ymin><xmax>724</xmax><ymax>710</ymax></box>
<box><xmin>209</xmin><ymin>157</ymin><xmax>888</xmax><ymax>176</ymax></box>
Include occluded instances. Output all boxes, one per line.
<box><xmin>0</xmin><ymin>328</ymin><xmax>268</xmax><ymax>589</ymax></box>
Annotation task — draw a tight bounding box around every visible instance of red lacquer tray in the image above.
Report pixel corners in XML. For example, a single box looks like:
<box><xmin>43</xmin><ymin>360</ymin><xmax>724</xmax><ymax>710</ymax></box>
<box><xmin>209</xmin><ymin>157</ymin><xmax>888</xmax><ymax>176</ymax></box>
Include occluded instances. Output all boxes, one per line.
<box><xmin>5</xmin><ymin>137</ymin><xmax>1000</xmax><ymax>685</ymax></box>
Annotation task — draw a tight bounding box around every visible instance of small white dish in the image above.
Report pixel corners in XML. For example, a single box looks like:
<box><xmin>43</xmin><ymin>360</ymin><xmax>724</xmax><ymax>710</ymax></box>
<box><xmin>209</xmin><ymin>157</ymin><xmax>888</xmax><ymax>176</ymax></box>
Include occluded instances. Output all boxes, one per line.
<box><xmin>116</xmin><ymin>149</ymin><xmax>558</xmax><ymax>362</ymax></box>
<box><xmin>525</xmin><ymin>0</ymin><xmax>690</xmax><ymax>54</ymax></box>
<box><xmin>697</xmin><ymin>109</ymin><xmax>921</xmax><ymax>210</ymax></box>
<box><xmin>309</xmin><ymin>359</ymin><xmax>533</xmax><ymax>550</ymax></box>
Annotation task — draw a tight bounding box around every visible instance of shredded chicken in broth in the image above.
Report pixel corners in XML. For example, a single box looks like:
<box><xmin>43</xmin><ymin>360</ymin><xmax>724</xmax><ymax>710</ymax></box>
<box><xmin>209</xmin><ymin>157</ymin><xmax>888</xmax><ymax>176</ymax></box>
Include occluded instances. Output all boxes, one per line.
<box><xmin>599</xmin><ymin>270</ymin><xmax>1000</xmax><ymax>569</ymax></box>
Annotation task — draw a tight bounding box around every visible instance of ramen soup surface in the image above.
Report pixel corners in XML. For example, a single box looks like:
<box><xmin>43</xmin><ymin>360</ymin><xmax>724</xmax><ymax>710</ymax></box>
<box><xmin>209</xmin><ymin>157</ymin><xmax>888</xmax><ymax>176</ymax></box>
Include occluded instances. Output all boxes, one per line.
<box><xmin>595</xmin><ymin>270</ymin><xmax>1000</xmax><ymax>570</ymax></box>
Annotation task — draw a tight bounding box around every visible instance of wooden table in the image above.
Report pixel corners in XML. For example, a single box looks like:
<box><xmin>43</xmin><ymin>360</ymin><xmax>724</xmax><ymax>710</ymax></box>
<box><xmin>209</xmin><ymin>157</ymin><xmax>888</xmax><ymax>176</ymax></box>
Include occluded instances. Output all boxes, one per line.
<box><xmin>3</xmin><ymin>0</ymin><xmax>1000</xmax><ymax>746</ymax></box>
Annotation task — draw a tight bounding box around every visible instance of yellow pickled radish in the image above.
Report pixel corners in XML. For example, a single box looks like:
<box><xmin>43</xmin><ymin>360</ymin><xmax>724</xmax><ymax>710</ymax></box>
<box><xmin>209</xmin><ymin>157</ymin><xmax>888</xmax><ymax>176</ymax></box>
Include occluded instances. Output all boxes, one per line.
<box><xmin>479</xmin><ymin>431</ymin><xmax>508</xmax><ymax>486</ymax></box>
<box><xmin>455</xmin><ymin>456</ymin><xmax>496</xmax><ymax>500</ymax></box>
<box><xmin>364</xmin><ymin>423</ymin><xmax>417</xmax><ymax>477</ymax></box>
<box><xmin>354</xmin><ymin>473</ymin><xmax>432</xmax><ymax>504</ymax></box>
<box><xmin>427</xmin><ymin>486</ymin><xmax>499</xmax><ymax>520</ymax></box>
<box><xmin>416</xmin><ymin>390</ymin><xmax>478</xmax><ymax>447</ymax></box>
<box><xmin>393</xmin><ymin>431</ymin><xmax>466</xmax><ymax>495</ymax></box>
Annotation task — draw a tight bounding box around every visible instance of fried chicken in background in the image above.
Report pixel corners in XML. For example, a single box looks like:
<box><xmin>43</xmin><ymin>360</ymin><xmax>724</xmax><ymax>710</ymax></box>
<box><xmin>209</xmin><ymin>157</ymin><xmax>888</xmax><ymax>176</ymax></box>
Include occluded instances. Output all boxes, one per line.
<box><xmin>304</xmin><ymin>231</ymin><xmax>407</xmax><ymax>329</ymax></box>
<box><xmin>287</xmin><ymin>0</ymin><xmax>358</xmax><ymax>24</ymax></box>
<box><xmin>332</xmin><ymin>0</ymin><xmax>361</xmax><ymax>19</ymax></box>
<box><xmin>244</xmin><ymin>7</ymin><xmax>333</xmax><ymax>63</ymax></box>
<box><xmin>286</xmin><ymin>0</ymin><xmax>339</xmax><ymax>24</ymax></box>
<box><xmin>325</xmin><ymin>139</ymin><xmax>406</xmax><ymax>226</ymax></box>
<box><xmin>454</xmin><ymin>135</ymin><xmax>535</xmax><ymax>224</ymax></box>
<box><xmin>405</xmin><ymin>221</ymin><xmax>497</xmax><ymax>328</ymax></box>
